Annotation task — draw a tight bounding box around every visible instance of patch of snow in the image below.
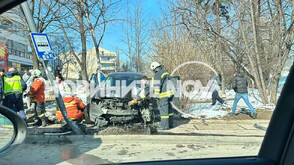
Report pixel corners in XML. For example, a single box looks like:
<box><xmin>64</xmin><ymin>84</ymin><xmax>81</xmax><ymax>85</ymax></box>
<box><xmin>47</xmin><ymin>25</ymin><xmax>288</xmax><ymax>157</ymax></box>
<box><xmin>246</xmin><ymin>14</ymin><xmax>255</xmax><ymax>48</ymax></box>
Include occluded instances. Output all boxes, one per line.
<box><xmin>182</xmin><ymin>103</ymin><xmax>228</xmax><ymax>119</ymax></box>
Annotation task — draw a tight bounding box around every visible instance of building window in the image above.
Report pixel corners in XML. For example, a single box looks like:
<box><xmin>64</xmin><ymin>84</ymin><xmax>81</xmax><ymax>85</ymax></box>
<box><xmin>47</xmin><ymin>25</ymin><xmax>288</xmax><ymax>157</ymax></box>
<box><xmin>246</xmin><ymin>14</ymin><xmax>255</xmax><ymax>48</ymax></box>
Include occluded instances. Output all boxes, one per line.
<box><xmin>102</xmin><ymin>57</ymin><xmax>110</xmax><ymax>61</ymax></box>
<box><xmin>102</xmin><ymin>63</ymin><xmax>114</xmax><ymax>68</ymax></box>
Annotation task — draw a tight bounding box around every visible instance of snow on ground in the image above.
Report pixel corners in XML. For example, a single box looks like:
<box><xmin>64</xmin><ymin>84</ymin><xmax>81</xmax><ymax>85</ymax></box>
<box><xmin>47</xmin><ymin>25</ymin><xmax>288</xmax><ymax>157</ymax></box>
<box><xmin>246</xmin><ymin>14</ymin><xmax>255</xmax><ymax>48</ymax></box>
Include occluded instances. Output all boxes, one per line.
<box><xmin>182</xmin><ymin>89</ymin><xmax>275</xmax><ymax>119</ymax></box>
<box><xmin>188</xmin><ymin>89</ymin><xmax>275</xmax><ymax>110</ymax></box>
<box><xmin>182</xmin><ymin>104</ymin><xmax>228</xmax><ymax>119</ymax></box>
<box><xmin>182</xmin><ymin>110</ymin><xmax>229</xmax><ymax>119</ymax></box>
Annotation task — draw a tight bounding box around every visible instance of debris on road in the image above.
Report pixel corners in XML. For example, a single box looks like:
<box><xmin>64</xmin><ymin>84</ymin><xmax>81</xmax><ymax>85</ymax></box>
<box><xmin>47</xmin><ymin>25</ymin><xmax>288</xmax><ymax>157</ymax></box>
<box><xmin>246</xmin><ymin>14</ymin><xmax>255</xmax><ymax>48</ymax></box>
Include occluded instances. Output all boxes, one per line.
<box><xmin>254</xmin><ymin>124</ymin><xmax>267</xmax><ymax>131</ymax></box>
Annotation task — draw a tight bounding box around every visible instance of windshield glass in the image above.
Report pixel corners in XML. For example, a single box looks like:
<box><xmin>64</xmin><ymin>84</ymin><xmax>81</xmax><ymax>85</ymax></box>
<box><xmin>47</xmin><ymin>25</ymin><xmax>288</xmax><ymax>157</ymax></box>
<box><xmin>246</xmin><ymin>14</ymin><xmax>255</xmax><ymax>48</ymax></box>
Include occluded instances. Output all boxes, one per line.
<box><xmin>106</xmin><ymin>74</ymin><xmax>142</xmax><ymax>87</ymax></box>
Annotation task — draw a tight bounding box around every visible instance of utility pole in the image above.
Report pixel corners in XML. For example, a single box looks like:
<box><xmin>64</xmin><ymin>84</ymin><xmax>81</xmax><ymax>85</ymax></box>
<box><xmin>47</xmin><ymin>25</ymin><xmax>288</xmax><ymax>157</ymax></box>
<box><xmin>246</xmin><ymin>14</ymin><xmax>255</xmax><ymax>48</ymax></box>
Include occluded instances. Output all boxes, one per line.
<box><xmin>20</xmin><ymin>1</ymin><xmax>83</xmax><ymax>134</ymax></box>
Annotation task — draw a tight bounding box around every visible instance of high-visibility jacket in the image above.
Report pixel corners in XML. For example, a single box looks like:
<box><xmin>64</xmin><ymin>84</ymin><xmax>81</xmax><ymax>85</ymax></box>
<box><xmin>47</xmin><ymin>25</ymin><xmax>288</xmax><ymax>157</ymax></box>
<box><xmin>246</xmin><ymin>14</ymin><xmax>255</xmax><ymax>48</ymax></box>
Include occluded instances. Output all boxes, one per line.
<box><xmin>28</xmin><ymin>78</ymin><xmax>45</xmax><ymax>103</ymax></box>
<box><xmin>3</xmin><ymin>75</ymin><xmax>23</xmax><ymax>95</ymax></box>
<box><xmin>56</xmin><ymin>96</ymin><xmax>86</xmax><ymax>121</ymax></box>
<box><xmin>151</xmin><ymin>66</ymin><xmax>174</xmax><ymax>99</ymax></box>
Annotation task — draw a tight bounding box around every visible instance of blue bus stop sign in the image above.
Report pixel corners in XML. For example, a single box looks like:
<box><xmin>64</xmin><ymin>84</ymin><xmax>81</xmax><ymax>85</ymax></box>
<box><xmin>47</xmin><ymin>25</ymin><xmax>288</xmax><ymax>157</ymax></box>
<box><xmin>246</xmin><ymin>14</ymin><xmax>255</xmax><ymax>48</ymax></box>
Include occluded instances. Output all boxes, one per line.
<box><xmin>30</xmin><ymin>33</ymin><xmax>55</xmax><ymax>60</ymax></box>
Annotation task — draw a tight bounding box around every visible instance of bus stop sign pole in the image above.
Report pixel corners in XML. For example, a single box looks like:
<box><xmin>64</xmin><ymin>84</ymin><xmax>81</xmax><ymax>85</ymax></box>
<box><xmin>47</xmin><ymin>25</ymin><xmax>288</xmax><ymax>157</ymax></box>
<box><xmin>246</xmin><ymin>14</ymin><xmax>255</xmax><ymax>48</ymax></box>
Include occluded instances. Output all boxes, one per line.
<box><xmin>20</xmin><ymin>1</ymin><xmax>83</xmax><ymax>135</ymax></box>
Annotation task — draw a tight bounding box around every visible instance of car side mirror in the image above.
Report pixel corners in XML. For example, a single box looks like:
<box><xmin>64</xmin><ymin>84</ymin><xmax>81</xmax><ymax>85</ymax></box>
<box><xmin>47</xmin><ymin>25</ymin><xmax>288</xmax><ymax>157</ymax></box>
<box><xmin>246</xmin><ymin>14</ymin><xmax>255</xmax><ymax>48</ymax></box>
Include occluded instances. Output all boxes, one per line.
<box><xmin>0</xmin><ymin>105</ymin><xmax>27</xmax><ymax>157</ymax></box>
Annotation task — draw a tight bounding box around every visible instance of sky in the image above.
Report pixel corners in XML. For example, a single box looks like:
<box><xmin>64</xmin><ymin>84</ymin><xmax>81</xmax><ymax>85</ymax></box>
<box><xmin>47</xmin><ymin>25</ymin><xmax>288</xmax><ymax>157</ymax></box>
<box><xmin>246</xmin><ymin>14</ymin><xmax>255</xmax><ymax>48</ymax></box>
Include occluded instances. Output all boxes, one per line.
<box><xmin>87</xmin><ymin>0</ymin><xmax>166</xmax><ymax>60</ymax></box>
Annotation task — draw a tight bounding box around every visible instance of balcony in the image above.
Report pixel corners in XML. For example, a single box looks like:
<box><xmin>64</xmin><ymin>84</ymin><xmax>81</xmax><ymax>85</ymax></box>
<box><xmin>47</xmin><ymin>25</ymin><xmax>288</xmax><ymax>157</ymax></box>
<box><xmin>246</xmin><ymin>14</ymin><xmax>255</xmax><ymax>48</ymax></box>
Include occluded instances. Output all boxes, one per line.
<box><xmin>101</xmin><ymin>66</ymin><xmax>116</xmax><ymax>71</ymax></box>
<box><xmin>101</xmin><ymin>60</ymin><xmax>115</xmax><ymax>64</ymax></box>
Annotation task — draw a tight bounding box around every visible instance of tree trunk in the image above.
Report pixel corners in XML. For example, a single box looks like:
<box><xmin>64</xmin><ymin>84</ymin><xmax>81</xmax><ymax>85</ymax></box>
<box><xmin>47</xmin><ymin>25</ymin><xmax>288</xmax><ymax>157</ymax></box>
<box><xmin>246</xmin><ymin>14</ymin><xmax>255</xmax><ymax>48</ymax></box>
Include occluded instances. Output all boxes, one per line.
<box><xmin>233</xmin><ymin>0</ymin><xmax>268</xmax><ymax>104</ymax></box>
<box><xmin>249</xmin><ymin>0</ymin><xmax>267</xmax><ymax>102</ymax></box>
<box><xmin>75</xmin><ymin>0</ymin><xmax>88</xmax><ymax>80</ymax></box>
<box><xmin>269</xmin><ymin>75</ymin><xmax>279</xmax><ymax>105</ymax></box>
<box><xmin>27</xmin><ymin>33</ymin><xmax>39</xmax><ymax>69</ymax></box>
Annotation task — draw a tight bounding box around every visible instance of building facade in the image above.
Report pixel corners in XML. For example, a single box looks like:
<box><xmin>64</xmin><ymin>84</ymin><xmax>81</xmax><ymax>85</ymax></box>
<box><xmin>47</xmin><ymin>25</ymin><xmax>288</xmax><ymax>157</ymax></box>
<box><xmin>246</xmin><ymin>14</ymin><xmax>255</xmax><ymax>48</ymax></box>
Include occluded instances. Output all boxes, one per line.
<box><xmin>0</xmin><ymin>15</ymin><xmax>33</xmax><ymax>71</ymax></box>
<box><xmin>86</xmin><ymin>47</ymin><xmax>117</xmax><ymax>76</ymax></box>
<box><xmin>59</xmin><ymin>47</ymin><xmax>117</xmax><ymax>79</ymax></box>
<box><xmin>100</xmin><ymin>47</ymin><xmax>117</xmax><ymax>75</ymax></box>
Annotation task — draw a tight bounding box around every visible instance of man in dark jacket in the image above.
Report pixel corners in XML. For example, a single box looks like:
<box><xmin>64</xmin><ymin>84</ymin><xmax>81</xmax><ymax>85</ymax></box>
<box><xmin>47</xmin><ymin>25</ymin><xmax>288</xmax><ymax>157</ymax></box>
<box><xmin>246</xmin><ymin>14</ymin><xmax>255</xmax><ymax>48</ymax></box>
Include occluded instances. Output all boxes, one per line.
<box><xmin>2</xmin><ymin>68</ymin><xmax>27</xmax><ymax>121</ymax></box>
<box><xmin>231</xmin><ymin>73</ymin><xmax>257</xmax><ymax>119</ymax></box>
<box><xmin>150</xmin><ymin>62</ymin><xmax>174</xmax><ymax>130</ymax></box>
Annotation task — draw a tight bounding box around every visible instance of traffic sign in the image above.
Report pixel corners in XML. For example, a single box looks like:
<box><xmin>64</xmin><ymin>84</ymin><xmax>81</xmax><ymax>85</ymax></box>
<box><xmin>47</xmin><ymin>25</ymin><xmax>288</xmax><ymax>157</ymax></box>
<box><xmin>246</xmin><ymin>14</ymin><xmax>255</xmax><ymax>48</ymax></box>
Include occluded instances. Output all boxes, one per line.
<box><xmin>30</xmin><ymin>33</ymin><xmax>55</xmax><ymax>60</ymax></box>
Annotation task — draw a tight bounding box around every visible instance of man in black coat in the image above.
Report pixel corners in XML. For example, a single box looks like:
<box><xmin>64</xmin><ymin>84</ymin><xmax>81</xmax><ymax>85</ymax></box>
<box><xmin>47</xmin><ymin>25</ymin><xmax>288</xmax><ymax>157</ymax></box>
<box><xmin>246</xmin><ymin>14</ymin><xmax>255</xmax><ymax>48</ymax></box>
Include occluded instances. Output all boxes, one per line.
<box><xmin>231</xmin><ymin>72</ymin><xmax>257</xmax><ymax>119</ymax></box>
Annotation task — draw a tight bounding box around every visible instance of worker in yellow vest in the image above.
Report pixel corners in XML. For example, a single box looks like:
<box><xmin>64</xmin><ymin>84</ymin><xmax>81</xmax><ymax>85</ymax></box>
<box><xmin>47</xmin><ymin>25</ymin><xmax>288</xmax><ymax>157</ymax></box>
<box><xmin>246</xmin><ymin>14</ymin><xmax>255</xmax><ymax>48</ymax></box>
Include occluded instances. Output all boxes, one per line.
<box><xmin>2</xmin><ymin>68</ymin><xmax>27</xmax><ymax>121</ymax></box>
<box><xmin>0</xmin><ymin>69</ymin><xmax>5</xmax><ymax>105</ymax></box>
<box><xmin>150</xmin><ymin>62</ymin><xmax>174</xmax><ymax>130</ymax></box>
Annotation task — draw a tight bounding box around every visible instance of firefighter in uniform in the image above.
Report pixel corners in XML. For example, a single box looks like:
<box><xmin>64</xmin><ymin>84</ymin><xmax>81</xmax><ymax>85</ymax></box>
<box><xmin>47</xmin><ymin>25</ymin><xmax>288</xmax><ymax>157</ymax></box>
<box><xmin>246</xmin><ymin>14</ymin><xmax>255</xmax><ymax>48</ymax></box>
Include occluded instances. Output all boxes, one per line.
<box><xmin>27</xmin><ymin>69</ymin><xmax>49</xmax><ymax>126</ymax></box>
<box><xmin>2</xmin><ymin>67</ymin><xmax>27</xmax><ymax>121</ymax></box>
<box><xmin>150</xmin><ymin>62</ymin><xmax>174</xmax><ymax>130</ymax></box>
<box><xmin>56</xmin><ymin>87</ymin><xmax>86</xmax><ymax>123</ymax></box>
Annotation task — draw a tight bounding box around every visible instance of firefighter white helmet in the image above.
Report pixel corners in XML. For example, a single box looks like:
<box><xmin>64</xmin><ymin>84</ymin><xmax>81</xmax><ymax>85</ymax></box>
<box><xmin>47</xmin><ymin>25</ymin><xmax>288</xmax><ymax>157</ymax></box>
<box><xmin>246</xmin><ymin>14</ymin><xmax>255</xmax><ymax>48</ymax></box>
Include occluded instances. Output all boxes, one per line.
<box><xmin>32</xmin><ymin>69</ymin><xmax>42</xmax><ymax>77</ymax></box>
<box><xmin>63</xmin><ymin>86</ymin><xmax>73</xmax><ymax>97</ymax></box>
<box><xmin>150</xmin><ymin>62</ymin><xmax>161</xmax><ymax>71</ymax></box>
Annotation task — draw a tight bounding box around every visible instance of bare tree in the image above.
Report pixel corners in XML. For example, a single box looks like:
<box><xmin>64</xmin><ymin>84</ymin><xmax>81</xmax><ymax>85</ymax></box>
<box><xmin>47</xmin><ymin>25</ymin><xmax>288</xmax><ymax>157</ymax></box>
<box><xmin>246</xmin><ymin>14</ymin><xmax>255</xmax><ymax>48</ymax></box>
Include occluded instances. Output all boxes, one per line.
<box><xmin>84</xmin><ymin>0</ymin><xmax>119</xmax><ymax>82</ymax></box>
<box><xmin>121</xmin><ymin>0</ymin><xmax>150</xmax><ymax>73</ymax></box>
<box><xmin>45</xmin><ymin>0</ymin><xmax>120</xmax><ymax>81</ymax></box>
<box><xmin>161</xmin><ymin>0</ymin><xmax>294</xmax><ymax>104</ymax></box>
<box><xmin>0</xmin><ymin>0</ymin><xmax>64</xmax><ymax>69</ymax></box>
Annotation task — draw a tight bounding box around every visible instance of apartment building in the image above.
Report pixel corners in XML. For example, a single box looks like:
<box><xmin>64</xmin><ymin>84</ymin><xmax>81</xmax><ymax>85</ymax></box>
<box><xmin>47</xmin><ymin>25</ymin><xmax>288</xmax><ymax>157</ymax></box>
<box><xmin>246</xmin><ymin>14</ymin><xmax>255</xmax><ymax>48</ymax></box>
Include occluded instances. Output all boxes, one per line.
<box><xmin>100</xmin><ymin>47</ymin><xmax>116</xmax><ymax>75</ymax></box>
<box><xmin>0</xmin><ymin>15</ymin><xmax>33</xmax><ymax>71</ymax></box>
<box><xmin>59</xmin><ymin>47</ymin><xmax>117</xmax><ymax>79</ymax></box>
<box><xmin>86</xmin><ymin>47</ymin><xmax>117</xmax><ymax>76</ymax></box>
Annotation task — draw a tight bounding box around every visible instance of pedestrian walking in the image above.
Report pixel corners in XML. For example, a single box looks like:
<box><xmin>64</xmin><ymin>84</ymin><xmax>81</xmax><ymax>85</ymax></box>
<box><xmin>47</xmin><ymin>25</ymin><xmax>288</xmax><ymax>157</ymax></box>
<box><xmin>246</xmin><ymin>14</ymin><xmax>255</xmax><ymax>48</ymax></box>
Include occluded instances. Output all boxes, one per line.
<box><xmin>27</xmin><ymin>69</ymin><xmax>49</xmax><ymax>126</ymax></box>
<box><xmin>56</xmin><ymin>87</ymin><xmax>85</xmax><ymax>123</ymax></box>
<box><xmin>22</xmin><ymin>68</ymin><xmax>34</xmax><ymax>111</ymax></box>
<box><xmin>231</xmin><ymin>72</ymin><xmax>257</xmax><ymax>119</ymax></box>
<box><xmin>150</xmin><ymin>62</ymin><xmax>174</xmax><ymax>130</ymax></box>
<box><xmin>2</xmin><ymin>67</ymin><xmax>27</xmax><ymax>121</ymax></box>
<box><xmin>207</xmin><ymin>74</ymin><xmax>225</xmax><ymax>105</ymax></box>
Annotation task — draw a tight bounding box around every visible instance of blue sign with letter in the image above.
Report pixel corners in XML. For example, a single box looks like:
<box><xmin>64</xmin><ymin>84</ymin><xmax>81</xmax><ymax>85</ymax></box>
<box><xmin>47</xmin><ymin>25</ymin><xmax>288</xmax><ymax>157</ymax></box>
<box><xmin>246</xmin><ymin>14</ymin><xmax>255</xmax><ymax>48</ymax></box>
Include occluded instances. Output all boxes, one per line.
<box><xmin>30</xmin><ymin>33</ymin><xmax>55</xmax><ymax>60</ymax></box>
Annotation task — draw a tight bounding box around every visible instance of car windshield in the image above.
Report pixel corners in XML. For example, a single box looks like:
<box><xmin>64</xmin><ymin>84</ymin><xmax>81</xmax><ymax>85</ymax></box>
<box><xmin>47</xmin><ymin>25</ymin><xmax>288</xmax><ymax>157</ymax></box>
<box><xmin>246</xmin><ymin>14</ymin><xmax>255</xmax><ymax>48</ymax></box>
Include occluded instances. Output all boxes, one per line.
<box><xmin>0</xmin><ymin>0</ymin><xmax>293</xmax><ymax>164</ymax></box>
<box><xmin>106</xmin><ymin>74</ymin><xmax>142</xmax><ymax>87</ymax></box>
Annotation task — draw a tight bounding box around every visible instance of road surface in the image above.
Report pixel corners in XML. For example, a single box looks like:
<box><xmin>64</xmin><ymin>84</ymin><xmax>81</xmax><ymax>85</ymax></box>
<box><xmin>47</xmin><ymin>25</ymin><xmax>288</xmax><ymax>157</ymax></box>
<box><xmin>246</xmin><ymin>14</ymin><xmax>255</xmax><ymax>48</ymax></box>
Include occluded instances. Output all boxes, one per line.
<box><xmin>1</xmin><ymin>118</ymin><xmax>269</xmax><ymax>165</ymax></box>
<box><xmin>0</xmin><ymin>128</ymin><xmax>14</xmax><ymax>149</ymax></box>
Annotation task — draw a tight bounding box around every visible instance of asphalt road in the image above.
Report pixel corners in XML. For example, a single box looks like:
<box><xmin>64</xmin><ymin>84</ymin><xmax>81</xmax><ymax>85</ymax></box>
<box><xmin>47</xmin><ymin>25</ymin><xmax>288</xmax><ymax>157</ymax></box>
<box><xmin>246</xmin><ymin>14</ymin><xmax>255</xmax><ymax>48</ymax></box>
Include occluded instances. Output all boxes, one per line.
<box><xmin>1</xmin><ymin>119</ymin><xmax>269</xmax><ymax>165</ymax></box>
<box><xmin>0</xmin><ymin>129</ymin><xmax>14</xmax><ymax>149</ymax></box>
<box><xmin>1</xmin><ymin>134</ymin><xmax>263</xmax><ymax>165</ymax></box>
